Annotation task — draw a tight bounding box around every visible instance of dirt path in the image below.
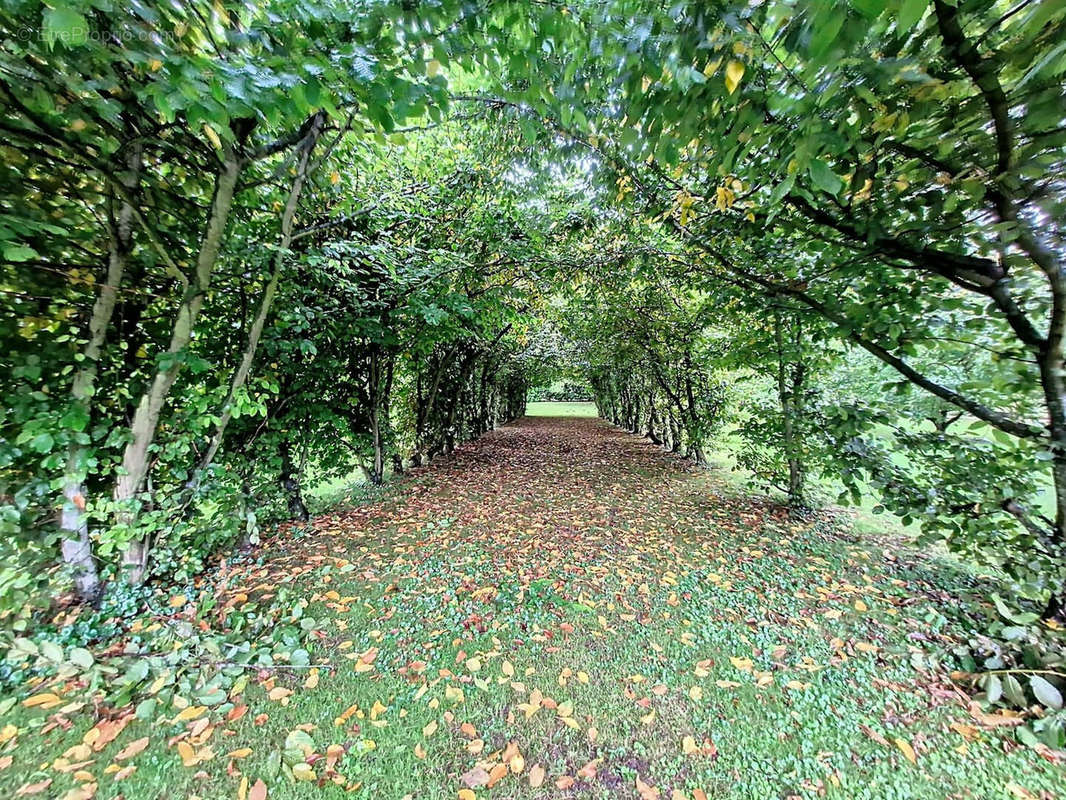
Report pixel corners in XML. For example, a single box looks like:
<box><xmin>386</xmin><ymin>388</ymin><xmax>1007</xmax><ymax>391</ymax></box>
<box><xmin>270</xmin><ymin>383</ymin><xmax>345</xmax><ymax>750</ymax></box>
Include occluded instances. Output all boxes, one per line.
<box><xmin>10</xmin><ymin>415</ymin><xmax>1063</xmax><ymax>799</ymax></box>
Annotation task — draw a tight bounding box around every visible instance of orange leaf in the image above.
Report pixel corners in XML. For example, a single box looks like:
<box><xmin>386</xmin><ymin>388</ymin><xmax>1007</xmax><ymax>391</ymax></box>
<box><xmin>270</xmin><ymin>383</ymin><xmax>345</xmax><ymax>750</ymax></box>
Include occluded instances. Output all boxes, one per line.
<box><xmin>248</xmin><ymin>778</ymin><xmax>267</xmax><ymax>800</ymax></box>
<box><xmin>15</xmin><ymin>779</ymin><xmax>52</xmax><ymax>796</ymax></box>
<box><xmin>486</xmin><ymin>763</ymin><xmax>507</xmax><ymax>788</ymax></box>
<box><xmin>115</xmin><ymin>736</ymin><xmax>150</xmax><ymax>761</ymax></box>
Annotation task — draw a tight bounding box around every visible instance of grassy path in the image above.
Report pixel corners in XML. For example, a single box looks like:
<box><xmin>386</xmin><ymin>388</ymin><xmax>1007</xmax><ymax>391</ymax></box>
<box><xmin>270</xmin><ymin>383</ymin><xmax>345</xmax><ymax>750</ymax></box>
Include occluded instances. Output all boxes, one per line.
<box><xmin>6</xmin><ymin>413</ymin><xmax>1064</xmax><ymax>798</ymax></box>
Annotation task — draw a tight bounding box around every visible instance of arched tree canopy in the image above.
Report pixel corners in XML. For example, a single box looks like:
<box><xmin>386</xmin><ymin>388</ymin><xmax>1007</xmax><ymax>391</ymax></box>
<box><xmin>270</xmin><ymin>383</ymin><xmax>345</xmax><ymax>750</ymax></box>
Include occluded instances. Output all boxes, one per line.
<box><xmin>2</xmin><ymin>0</ymin><xmax>1065</xmax><ymax>623</ymax></box>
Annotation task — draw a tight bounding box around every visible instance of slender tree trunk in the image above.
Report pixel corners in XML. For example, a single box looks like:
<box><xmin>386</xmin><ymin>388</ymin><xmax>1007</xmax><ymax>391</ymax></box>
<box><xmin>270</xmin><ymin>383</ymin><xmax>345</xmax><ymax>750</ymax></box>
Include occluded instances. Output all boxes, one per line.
<box><xmin>194</xmin><ymin>112</ymin><xmax>326</xmax><ymax>482</ymax></box>
<box><xmin>368</xmin><ymin>350</ymin><xmax>385</xmax><ymax>484</ymax></box>
<box><xmin>279</xmin><ymin>438</ymin><xmax>310</xmax><ymax>522</ymax></box>
<box><xmin>774</xmin><ymin>310</ymin><xmax>806</xmax><ymax>510</ymax></box>
<box><xmin>60</xmin><ymin>142</ymin><xmax>143</xmax><ymax>601</ymax></box>
<box><xmin>645</xmin><ymin>395</ymin><xmax>662</xmax><ymax>444</ymax></box>
<box><xmin>117</xmin><ymin>144</ymin><xmax>242</xmax><ymax>583</ymax></box>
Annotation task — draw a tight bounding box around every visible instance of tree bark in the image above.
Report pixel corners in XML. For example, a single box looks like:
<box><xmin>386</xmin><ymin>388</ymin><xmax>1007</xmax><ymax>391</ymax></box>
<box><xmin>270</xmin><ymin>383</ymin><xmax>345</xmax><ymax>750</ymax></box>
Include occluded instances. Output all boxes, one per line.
<box><xmin>60</xmin><ymin>140</ymin><xmax>142</xmax><ymax>602</ymax></box>
<box><xmin>117</xmin><ymin>143</ymin><xmax>242</xmax><ymax>583</ymax></box>
<box><xmin>194</xmin><ymin>112</ymin><xmax>327</xmax><ymax>482</ymax></box>
<box><xmin>278</xmin><ymin>438</ymin><xmax>309</xmax><ymax>521</ymax></box>
<box><xmin>774</xmin><ymin>310</ymin><xmax>806</xmax><ymax>510</ymax></box>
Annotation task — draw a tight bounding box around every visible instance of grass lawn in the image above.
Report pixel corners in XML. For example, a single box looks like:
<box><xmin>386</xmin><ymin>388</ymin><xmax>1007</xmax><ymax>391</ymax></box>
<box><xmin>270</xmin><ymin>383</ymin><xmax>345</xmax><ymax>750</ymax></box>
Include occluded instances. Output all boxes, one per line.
<box><xmin>524</xmin><ymin>401</ymin><xmax>598</xmax><ymax>418</ymax></box>
<box><xmin>2</xmin><ymin>416</ymin><xmax>1062</xmax><ymax>799</ymax></box>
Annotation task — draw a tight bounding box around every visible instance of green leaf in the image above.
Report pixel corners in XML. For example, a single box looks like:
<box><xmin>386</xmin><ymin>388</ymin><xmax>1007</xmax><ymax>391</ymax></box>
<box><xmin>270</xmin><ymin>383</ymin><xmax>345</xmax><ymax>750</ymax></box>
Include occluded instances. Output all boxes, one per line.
<box><xmin>808</xmin><ymin>159</ymin><xmax>843</xmax><ymax>195</ymax></box>
<box><xmin>61</xmin><ymin>405</ymin><xmax>90</xmax><ymax>433</ymax></box>
<box><xmin>851</xmin><ymin>0</ymin><xmax>887</xmax><ymax>17</ymax></box>
<box><xmin>1030</xmin><ymin>675</ymin><xmax>1063</xmax><ymax>710</ymax></box>
<box><xmin>30</xmin><ymin>432</ymin><xmax>55</xmax><ymax>454</ymax></box>
<box><xmin>1003</xmin><ymin>674</ymin><xmax>1027</xmax><ymax>706</ymax></box>
<box><xmin>42</xmin><ymin>3</ymin><xmax>89</xmax><ymax>48</ymax></box>
<box><xmin>810</xmin><ymin>13</ymin><xmax>846</xmax><ymax>58</ymax></box>
<box><xmin>3</xmin><ymin>245</ymin><xmax>37</xmax><ymax>262</ymax></box>
<box><xmin>984</xmin><ymin>673</ymin><xmax>1003</xmax><ymax>704</ymax></box>
<box><xmin>992</xmin><ymin>594</ymin><xmax>1040</xmax><ymax>625</ymax></box>
<box><xmin>40</xmin><ymin>640</ymin><xmax>64</xmax><ymax>663</ymax></box>
<box><xmin>69</xmin><ymin>647</ymin><xmax>94</xmax><ymax>669</ymax></box>
<box><xmin>897</xmin><ymin>0</ymin><xmax>927</xmax><ymax>30</ymax></box>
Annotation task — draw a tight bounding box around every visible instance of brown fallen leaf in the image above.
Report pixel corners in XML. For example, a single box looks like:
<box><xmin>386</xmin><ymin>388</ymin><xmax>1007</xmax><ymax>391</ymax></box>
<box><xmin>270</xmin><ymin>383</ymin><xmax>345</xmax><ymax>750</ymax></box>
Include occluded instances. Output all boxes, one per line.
<box><xmin>115</xmin><ymin>736</ymin><xmax>150</xmax><ymax>761</ymax></box>
<box><xmin>528</xmin><ymin>764</ymin><xmax>545</xmax><ymax>788</ymax></box>
<box><xmin>15</xmin><ymin>779</ymin><xmax>52</xmax><ymax>797</ymax></box>
<box><xmin>858</xmin><ymin>724</ymin><xmax>890</xmax><ymax>748</ymax></box>
<box><xmin>636</xmin><ymin>775</ymin><xmax>661</xmax><ymax>800</ymax></box>
<box><xmin>486</xmin><ymin>762</ymin><xmax>507</xmax><ymax>788</ymax></box>
<box><xmin>460</xmin><ymin>767</ymin><xmax>489</xmax><ymax>788</ymax></box>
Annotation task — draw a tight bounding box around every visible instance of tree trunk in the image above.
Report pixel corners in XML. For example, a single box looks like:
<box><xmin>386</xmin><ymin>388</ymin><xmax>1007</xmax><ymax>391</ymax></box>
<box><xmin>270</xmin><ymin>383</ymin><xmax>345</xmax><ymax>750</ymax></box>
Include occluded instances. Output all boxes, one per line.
<box><xmin>60</xmin><ymin>142</ymin><xmax>143</xmax><ymax>601</ymax></box>
<box><xmin>279</xmin><ymin>439</ymin><xmax>310</xmax><ymax>522</ymax></box>
<box><xmin>645</xmin><ymin>395</ymin><xmax>662</xmax><ymax>444</ymax></box>
<box><xmin>194</xmin><ymin>112</ymin><xmax>326</xmax><ymax>482</ymax></box>
<box><xmin>775</xmin><ymin>310</ymin><xmax>807</xmax><ymax>511</ymax></box>
<box><xmin>117</xmin><ymin>143</ymin><xmax>242</xmax><ymax>583</ymax></box>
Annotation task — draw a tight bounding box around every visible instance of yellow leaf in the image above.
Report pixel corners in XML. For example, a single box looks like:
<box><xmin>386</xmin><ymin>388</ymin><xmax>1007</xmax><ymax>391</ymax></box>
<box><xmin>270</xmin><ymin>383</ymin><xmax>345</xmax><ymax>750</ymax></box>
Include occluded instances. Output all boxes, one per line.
<box><xmin>292</xmin><ymin>763</ymin><xmax>316</xmax><ymax>782</ymax></box>
<box><xmin>23</xmin><ymin>693</ymin><xmax>62</xmax><ymax>708</ymax></box>
<box><xmin>175</xmin><ymin>705</ymin><xmax>206</xmax><ymax>722</ymax></box>
<box><xmin>501</xmin><ymin>660</ymin><xmax>515</xmax><ymax>677</ymax></box>
<box><xmin>465</xmin><ymin>657</ymin><xmax>481</xmax><ymax>672</ymax></box>
<box><xmin>304</xmin><ymin>668</ymin><xmax>319</xmax><ymax>689</ymax></box>
<box><xmin>724</xmin><ymin>60</ymin><xmax>745</xmax><ymax>95</ymax></box>
<box><xmin>682</xmin><ymin>735</ymin><xmax>698</xmax><ymax>755</ymax></box>
<box><xmin>510</xmin><ymin>753</ymin><xmax>525</xmax><ymax>774</ymax></box>
<box><xmin>688</xmin><ymin>686</ymin><xmax>703</xmax><ymax>701</ymax></box>
<box><xmin>427</xmin><ymin>59</ymin><xmax>441</xmax><ymax>78</ymax></box>
<box><xmin>227</xmin><ymin>747</ymin><xmax>253</xmax><ymax>759</ymax></box>
<box><xmin>422</xmin><ymin>720</ymin><xmax>438</xmax><ymax>737</ymax></box>
<box><xmin>576</xmin><ymin>670</ymin><xmax>589</xmax><ymax>684</ymax></box>
<box><xmin>557</xmin><ymin>700</ymin><xmax>574</xmax><ymax>718</ymax></box>
<box><xmin>177</xmin><ymin>741</ymin><xmax>197</xmax><ymax>767</ymax></box>
<box><xmin>894</xmin><ymin>737</ymin><xmax>917</xmax><ymax>764</ymax></box>
<box><xmin>854</xmin><ymin>599</ymin><xmax>868</xmax><ymax>612</ymax></box>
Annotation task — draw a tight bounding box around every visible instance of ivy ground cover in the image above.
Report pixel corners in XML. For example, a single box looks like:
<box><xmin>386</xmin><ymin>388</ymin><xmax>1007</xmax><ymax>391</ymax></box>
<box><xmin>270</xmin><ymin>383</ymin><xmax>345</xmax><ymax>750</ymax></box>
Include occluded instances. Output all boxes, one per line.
<box><xmin>3</xmin><ymin>413</ymin><xmax>1062</xmax><ymax>799</ymax></box>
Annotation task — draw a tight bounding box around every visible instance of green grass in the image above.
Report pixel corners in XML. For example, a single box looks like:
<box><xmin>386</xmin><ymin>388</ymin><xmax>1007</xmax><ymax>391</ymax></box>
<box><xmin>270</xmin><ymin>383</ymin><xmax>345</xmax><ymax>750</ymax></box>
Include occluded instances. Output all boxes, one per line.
<box><xmin>524</xmin><ymin>401</ymin><xmax>598</xmax><ymax>418</ymax></box>
<box><xmin>2</xmin><ymin>416</ymin><xmax>1062</xmax><ymax>799</ymax></box>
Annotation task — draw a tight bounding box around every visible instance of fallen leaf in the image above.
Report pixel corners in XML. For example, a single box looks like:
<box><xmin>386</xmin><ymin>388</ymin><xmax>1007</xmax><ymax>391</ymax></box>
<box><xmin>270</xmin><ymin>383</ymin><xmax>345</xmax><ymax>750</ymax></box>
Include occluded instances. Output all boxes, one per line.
<box><xmin>115</xmin><ymin>736</ymin><xmax>149</xmax><ymax>761</ymax></box>
<box><xmin>894</xmin><ymin>737</ymin><xmax>917</xmax><ymax>764</ymax></box>
<box><xmin>528</xmin><ymin>764</ymin><xmax>545</xmax><ymax>788</ymax></box>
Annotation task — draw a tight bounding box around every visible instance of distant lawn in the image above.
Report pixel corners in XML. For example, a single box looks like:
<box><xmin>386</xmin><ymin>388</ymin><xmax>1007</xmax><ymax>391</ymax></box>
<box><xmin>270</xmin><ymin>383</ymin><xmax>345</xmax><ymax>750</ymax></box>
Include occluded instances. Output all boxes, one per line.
<box><xmin>525</xmin><ymin>401</ymin><xmax>598</xmax><ymax>417</ymax></box>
